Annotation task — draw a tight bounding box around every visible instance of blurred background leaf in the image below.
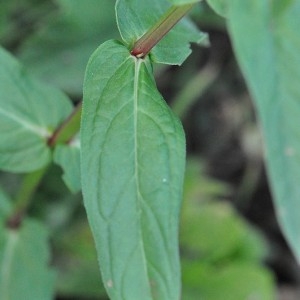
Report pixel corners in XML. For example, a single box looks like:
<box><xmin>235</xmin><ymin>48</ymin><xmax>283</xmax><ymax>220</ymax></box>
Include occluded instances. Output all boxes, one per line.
<box><xmin>53</xmin><ymin>219</ymin><xmax>107</xmax><ymax>299</ymax></box>
<box><xmin>225</xmin><ymin>0</ymin><xmax>300</xmax><ymax>263</ymax></box>
<box><xmin>180</xmin><ymin>159</ymin><xmax>276</xmax><ymax>299</ymax></box>
<box><xmin>0</xmin><ymin>46</ymin><xmax>72</xmax><ymax>172</ymax></box>
<box><xmin>1</xmin><ymin>0</ymin><xmax>300</xmax><ymax>299</ymax></box>
<box><xmin>17</xmin><ymin>0</ymin><xmax>118</xmax><ymax>96</ymax></box>
<box><xmin>0</xmin><ymin>219</ymin><xmax>56</xmax><ymax>300</ymax></box>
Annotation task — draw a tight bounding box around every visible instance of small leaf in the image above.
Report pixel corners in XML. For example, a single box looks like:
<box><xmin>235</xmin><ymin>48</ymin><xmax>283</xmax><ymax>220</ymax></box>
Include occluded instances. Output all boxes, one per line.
<box><xmin>0</xmin><ymin>219</ymin><xmax>55</xmax><ymax>299</ymax></box>
<box><xmin>53</xmin><ymin>139</ymin><xmax>81</xmax><ymax>193</ymax></box>
<box><xmin>116</xmin><ymin>0</ymin><xmax>208</xmax><ymax>65</ymax></box>
<box><xmin>81</xmin><ymin>40</ymin><xmax>185</xmax><ymax>299</ymax></box>
<box><xmin>226</xmin><ymin>0</ymin><xmax>300</xmax><ymax>260</ymax></box>
<box><xmin>0</xmin><ymin>47</ymin><xmax>73</xmax><ymax>173</ymax></box>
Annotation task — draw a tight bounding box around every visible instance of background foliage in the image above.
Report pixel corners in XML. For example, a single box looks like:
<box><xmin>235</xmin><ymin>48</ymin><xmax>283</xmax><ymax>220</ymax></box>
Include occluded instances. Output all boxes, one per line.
<box><xmin>1</xmin><ymin>0</ymin><xmax>299</xmax><ymax>299</ymax></box>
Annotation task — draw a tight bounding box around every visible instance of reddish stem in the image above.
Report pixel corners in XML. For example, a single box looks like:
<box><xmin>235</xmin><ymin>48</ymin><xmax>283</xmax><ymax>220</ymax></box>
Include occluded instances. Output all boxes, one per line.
<box><xmin>131</xmin><ymin>4</ymin><xmax>195</xmax><ymax>58</ymax></box>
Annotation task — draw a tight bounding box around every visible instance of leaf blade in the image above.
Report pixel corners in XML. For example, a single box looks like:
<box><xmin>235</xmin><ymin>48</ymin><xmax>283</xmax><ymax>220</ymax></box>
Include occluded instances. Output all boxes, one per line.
<box><xmin>226</xmin><ymin>0</ymin><xmax>300</xmax><ymax>260</ymax></box>
<box><xmin>0</xmin><ymin>219</ymin><xmax>55</xmax><ymax>299</ymax></box>
<box><xmin>81</xmin><ymin>40</ymin><xmax>185</xmax><ymax>299</ymax></box>
<box><xmin>0</xmin><ymin>47</ymin><xmax>73</xmax><ymax>172</ymax></box>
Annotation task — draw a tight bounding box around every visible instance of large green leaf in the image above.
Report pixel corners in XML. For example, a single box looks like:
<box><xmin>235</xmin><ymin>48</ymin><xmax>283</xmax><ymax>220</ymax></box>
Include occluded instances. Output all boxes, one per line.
<box><xmin>81</xmin><ymin>40</ymin><xmax>185</xmax><ymax>299</ymax></box>
<box><xmin>0</xmin><ymin>219</ymin><xmax>55</xmax><ymax>299</ymax></box>
<box><xmin>0</xmin><ymin>47</ymin><xmax>72</xmax><ymax>173</ymax></box>
<box><xmin>226</xmin><ymin>1</ymin><xmax>300</xmax><ymax>260</ymax></box>
<box><xmin>116</xmin><ymin>0</ymin><xmax>207</xmax><ymax>65</ymax></box>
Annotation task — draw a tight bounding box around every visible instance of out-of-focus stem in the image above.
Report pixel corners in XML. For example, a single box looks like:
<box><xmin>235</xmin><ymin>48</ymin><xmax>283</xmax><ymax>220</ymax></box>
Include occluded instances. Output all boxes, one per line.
<box><xmin>7</xmin><ymin>102</ymin><xmax>82</xmax><ymax>229</ymax></box>
<box><xmin>171</xmin><ymin>64</ymin><xmax>219</xmax><ymax>119</ymax></box>
<box><xmin>6</xmin><ymin>167</ymin><xmax>47</xmax><ymax>229</ymax></box>
<box><xmin>48</xmin><ymin>101</ymin><xmax>82</xmax><ymax>147</ymax></box>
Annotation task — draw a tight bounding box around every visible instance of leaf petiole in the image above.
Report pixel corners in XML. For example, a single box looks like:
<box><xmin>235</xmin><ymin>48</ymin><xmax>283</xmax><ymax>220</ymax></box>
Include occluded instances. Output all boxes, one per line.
<box><xmin>48</xmin><ymin>101</ymin><xmax>82</xmax><ymax>147</ymax></box>
<box><xmin>6</xmin><ymin>167</ymin><xmax>48</xmax><ymax>229</ymax></box>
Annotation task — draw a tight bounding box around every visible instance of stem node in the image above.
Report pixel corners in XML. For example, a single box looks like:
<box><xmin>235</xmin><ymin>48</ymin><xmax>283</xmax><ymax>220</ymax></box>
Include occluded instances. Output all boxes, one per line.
<box><xmin>130</xmin><ymin>4</ymin><xmax>195</xmax><ymax>58</ymax></box>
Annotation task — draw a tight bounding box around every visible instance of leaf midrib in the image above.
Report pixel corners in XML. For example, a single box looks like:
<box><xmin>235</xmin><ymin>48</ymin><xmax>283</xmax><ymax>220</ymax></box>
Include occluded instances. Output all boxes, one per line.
<box><xmin>0</xmin><ymin>230</ymin><xmax>19</xmax><ymax>300</ymax></box>
<box><xmin>132</xmin><ymin>56</ymin><xmax>153</xmax><ymax>298</ymax></box>
<box><xmin>0</xmin><ymin>107</ymin><xmax>50</xmax><ymax>138</ymax></box>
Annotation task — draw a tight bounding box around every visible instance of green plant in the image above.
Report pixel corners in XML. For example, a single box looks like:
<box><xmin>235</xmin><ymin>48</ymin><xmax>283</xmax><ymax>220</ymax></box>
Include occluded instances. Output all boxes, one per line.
<box><xmin>181</xmin><ymin>159</ymin><xmax>275</xmax><ymax>299</ymax></box>
<box><xmin>0</xmin><ymin>0</ymin><xmax>300</xmax><ymax>299</ymax></box>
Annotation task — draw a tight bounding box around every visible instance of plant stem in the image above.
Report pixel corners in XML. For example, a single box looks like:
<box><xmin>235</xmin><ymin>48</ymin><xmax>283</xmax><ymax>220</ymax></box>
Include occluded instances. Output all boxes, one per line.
<box><xmin>48</xmin><ymin>101</ymin><xmax>82</xmax><ymax>147</ymax></box>
<box><xmin>131</xmin><ymin>4</ymin><xmax>195</xmax><ymax>58</ymax></box>
<box><xmin>7</xmin><ymin>102</ymin><xmax>82</xmax><ymax>228</ymax></box>
<box><xmin>171</xmin><ymin>64</ymin><xmax>219</xmax><ymax>119</ymax></box>
<box><xmin>6</xmin><ymin>167</ymin><xmax>48</xmax><ymax>229</ymax></box>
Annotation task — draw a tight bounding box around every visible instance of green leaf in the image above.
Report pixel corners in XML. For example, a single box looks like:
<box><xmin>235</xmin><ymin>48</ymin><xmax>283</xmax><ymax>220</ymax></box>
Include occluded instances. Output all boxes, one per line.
<box><xmin>226</xmin><ymin>1</ymin><xmax>300</xmax><ymax>260</ymax></box>
<box><xmin>53</xmin><ymin>139</ymin><xmax>81</xmax><ymax>193</ymax></box>
<box><xmin>18</xmin><ymin>0</ymin><xmax>118</xmax><ymax>95</ymax></box>
<box><xmin>0</xmin><ymin>219</ymin><xmax>55</xmax><ymax>299</ymax></box>
<box><xmin>81</xmin><ymin>40</ymin><xmax>185</xmax><ymax>299</ymax></box>
<box><xmin>180</xmin><ymin>201</ymin><xmax>267</xmax><ymax>263</ymax></box>
<box><xmin>182</xmin><ymin>261</ymin><xmax>275</xmax><ymax>300</ymax></box>
<box><xmin>206</xmin><ymin>0</ymin><xmax>228</xmax><ymax>17</ymax></box>
<box><xmin>116</xmin><ymin>0</ymin><xmax>208</xmax><ymax>65</ymax></box>
<box><xmin>0</xmin><ymin>47</ymin><xmax>73</xmax><ymax>173</ymax></box>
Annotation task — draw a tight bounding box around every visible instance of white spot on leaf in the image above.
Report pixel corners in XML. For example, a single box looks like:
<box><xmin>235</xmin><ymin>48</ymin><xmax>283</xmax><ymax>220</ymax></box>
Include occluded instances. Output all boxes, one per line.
<box><xmin>106</xmin><ymin>280</ymin><xmax>113</xmax><ymax>288</ymax></box>
<box><xmin>285</xmin><ymin>146</ymin><xmax>296</xmax><ymax>157</ymax></box>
